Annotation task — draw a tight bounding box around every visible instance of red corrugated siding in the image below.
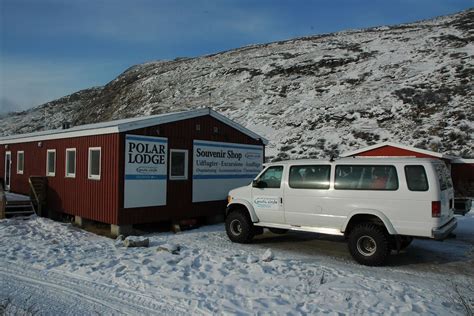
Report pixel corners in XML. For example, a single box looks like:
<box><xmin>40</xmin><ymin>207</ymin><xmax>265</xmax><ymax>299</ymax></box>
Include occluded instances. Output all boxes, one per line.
<box><xmin>118</xmin><ymin>115</ymin><xmax>264</xmax><ymax>225</ymax></box>
<box><xmin>355</xmin><ymin>146</ymin><xmax>439</xmax><ymax>158</ymax></box>
<box><xmin>0</xmin><ymin>134</ymin><xmax>120</xmax><ymax>224</ymax></box>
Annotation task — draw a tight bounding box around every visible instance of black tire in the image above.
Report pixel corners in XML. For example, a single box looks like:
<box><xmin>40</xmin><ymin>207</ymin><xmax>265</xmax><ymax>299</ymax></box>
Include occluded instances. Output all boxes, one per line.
<box><xmin>269</xmin><ymin>228</ymin><xmax>289</xmax><ymax>235</ymax></box>
<box><xmin>348</xmin><ymin>223</ymin><xmax>390</xmax><ymax>266</ymax></box>
<box><xmin>253</xmin><ymin>226</ymin><xmax>264</xmax><ymax>236</ymax></box>
<box><xmin>225</xmin><ymin>211</ymin><xmax>254</xmax><ymax>243</ymax></box>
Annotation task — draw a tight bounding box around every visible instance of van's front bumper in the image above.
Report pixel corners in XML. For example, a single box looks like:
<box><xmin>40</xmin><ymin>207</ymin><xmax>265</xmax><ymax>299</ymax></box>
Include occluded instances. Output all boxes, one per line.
<box><xmin>432</xmin><ymin>217</ymin><xmax>457</xmax><ymax>240</ymax></box>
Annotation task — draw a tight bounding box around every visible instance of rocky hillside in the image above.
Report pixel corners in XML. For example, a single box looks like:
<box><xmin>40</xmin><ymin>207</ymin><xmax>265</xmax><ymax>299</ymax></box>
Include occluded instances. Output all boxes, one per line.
<box><xmin>1</xmin><ymin>9</ymin><xmax>473</xmax><ymax>159</ymax></box>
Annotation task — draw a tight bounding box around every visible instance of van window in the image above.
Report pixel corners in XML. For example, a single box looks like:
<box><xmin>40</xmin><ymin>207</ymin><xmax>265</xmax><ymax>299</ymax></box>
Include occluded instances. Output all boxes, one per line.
<box><xmin>335</xmin><ymin>165</ymin><xmax>398</xmax><ymax>190</ymax></box>
<box><xmin>405</xmin><ymin>165</ymin><xmax>428</xmax><ymax>191</ymax></box>
<box><xmin>435</xmin><ymin>163</ymin><xmax>453</xmax><ymax>191</ymax></box>
<box><xmin>289</xmin><ymin>165</ymin><xmax>330</xmax><ymax>189</ymax></box>
<box><xmin>257</xmin><ymin>166</ymin><xmax>283</xmax><ymax>189</ymax></box>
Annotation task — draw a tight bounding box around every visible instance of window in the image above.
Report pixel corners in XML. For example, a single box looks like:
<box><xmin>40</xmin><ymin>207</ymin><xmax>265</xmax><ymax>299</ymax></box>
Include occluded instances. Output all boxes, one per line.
<box><xmin>46</xmin><ymin>149</ymin><xmax>56</xmax><ymax>176</ymax></box>
<box><xmin>65</xmin><ymin>148</ymin><xmax>76</xmax><ymax>178</ymax></box>
<box><xmin>17</xmin><ymin>151</ymin><xmax>24</xmax><ymax>174</ymax></box>
<box><xmin>335</xmin><ymin>165</ymin><xmax>398</xmax><ymax>190</ymax></box>
<box><xmin>88</xmin><ymin>147</ymin><xmax>101</xmax><ymax>180</ymax></box>
<box><xmin>405</xmin><ymin>165</ymin><xmax>428</xmax><ymax>191</ymax></box>
<box><xmin>256</xmin><ymin>166</ymin><xmax>283</xmax><ymax>189</ymax></box>
<box><xmin>289</xmin><ymin>165</ymin><xmax>330</xmax><ymax>189</ymax></box>
<box><xmin>170</xmin><ymin>149</ymin><xmax>188</xmax><ymax>180</ymax></box>
<box><xmin>435</xmin><ymin>163</ymin><xmax>453</xmax><ymax>191</ymax></box>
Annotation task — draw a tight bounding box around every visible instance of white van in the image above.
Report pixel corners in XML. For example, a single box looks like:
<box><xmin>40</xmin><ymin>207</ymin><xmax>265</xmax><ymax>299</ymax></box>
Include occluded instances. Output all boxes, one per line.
<box><xmin>225</xmin><ymin>158</ymin><xmax>456</xmax><ymax>266</ymax></box>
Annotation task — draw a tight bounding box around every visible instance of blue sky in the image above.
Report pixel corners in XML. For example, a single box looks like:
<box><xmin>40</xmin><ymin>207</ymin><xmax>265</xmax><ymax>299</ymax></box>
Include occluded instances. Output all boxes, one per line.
<box><xmin>0</xmin><ymin>0</ymin><xmax>472</xmax><ymax>113</ymax></box>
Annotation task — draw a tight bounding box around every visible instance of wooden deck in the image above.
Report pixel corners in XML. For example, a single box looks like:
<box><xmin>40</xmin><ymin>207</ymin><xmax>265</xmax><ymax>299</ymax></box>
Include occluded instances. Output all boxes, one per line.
<box><xmin>0</xmin><ymin>191</ymin><xmax>35</xmax><ymax>218</ymax></box>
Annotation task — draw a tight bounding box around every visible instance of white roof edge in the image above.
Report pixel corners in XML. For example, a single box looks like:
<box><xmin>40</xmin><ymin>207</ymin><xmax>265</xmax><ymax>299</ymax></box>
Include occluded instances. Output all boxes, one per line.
<box><xmin>0</xmin><ymin>108</ymin><xmax>267</xmax><ymax>145</ymax></box>
<box><xmin>452</xmin><ymin>158</ymin><xmax>474</xmax><ymax>164</ymax></box>
<box><xmin>340</xmin><ymin>141</ymin><xmax>448</xmax><ymax>159</ymax></box>
<box><xmin>0</xmin><ymin>127</ymin><xmax>120</xmax><ymax>145</ymax></box>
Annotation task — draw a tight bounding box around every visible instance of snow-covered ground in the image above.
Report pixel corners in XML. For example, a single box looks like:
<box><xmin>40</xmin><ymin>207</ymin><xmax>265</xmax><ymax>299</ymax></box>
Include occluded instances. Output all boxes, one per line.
<box><xmin>1</xmin><ymin>212</ymin><xmax>473</xmax><ymax>315</ymax></box>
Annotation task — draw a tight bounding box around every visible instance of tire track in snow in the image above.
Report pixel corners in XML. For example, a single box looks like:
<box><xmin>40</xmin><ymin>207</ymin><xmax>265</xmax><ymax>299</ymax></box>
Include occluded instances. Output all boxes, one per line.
<box><xmin>0</xmin><ymin>263</ymin><xmax>192</xmax><ymax>315</ymax></box>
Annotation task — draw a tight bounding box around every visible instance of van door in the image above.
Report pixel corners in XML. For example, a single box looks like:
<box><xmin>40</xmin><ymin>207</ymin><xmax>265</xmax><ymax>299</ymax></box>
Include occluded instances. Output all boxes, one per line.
<box><xmin>251</xmin><ymin>165</ymin><xmax>285</xmax><ymax>224</ymax></box>
<box><xmin>285</xmin><ymin>164</ymin><xmax>332</xmax><ymax>227</ymax></box>
<box><xmin>4</xmin><ymin>151</ymin><xmax>11</xmax><ymax>191</ymax></box>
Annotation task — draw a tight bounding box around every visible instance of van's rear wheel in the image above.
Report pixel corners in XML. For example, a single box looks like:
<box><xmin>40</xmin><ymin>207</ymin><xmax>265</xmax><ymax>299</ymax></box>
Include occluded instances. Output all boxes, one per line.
<box><xmin>348</xmin><ymin>224</ymin><xmax>390</xmax><ymax>266</ymax></box>
<box><xmin>225</xmin><ymin>211</ymin><xmax>254</xmax><ymax>243</ymax></box>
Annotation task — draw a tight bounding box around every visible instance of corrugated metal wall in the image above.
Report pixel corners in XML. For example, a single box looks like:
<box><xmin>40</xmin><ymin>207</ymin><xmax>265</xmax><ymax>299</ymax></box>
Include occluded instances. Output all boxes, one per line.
<box><xmin>118</xmin><ymin>115</ymin><xmax>265</xmax><ymax>225</ymax></box>
<box><xmin>0</xmin><ymin>134</ymin><xmax>120</xmax><ymax>224</ymax></box>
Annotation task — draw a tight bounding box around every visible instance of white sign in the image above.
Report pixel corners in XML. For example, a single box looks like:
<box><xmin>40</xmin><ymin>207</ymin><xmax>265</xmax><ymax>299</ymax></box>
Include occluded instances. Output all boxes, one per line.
<box><xmin>124</xmin><ymin>135</ymin><xmax>168</xmax><ymax>208</ymax></box>
<box><xmin>192</xmin><ymin>140</ymin><xmax>263</xmax><ymax>202</ymax></box>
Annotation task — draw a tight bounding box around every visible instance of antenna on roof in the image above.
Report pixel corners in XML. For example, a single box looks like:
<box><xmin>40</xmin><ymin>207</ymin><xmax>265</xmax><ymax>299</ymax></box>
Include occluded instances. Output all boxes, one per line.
<box><xmin>330</xmin><ymin>155</ymin><xmax>336</xmax><ymax>162</ymax></box>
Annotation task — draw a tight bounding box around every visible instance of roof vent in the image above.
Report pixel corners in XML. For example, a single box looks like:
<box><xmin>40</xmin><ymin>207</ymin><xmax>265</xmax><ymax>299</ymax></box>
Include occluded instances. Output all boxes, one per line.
<box><xmin>62</xmin><ymin>122</ymin><xmax>71</xmax><ymax>129</ymax></box>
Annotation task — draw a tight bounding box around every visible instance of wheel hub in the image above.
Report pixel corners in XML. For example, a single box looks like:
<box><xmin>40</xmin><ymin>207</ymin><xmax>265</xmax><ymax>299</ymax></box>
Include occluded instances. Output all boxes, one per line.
<box><xmin>357</xmin><ymin>235</ymin><xmax>377</xmax><ymax>256</ymax></box>
<box><xmin>230</xmin><ymin>219</ymin><xmax>242</xmax><ymax>236</ymax></box>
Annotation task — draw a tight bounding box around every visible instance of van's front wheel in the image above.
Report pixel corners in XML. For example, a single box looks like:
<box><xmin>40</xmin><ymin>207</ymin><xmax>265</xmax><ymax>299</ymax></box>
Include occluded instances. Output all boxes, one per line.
<box><xmin>225</xmin><ymin>211</ymin><xmax>254</xmax><ymax>243</ymax></box>
<box><xmin>348</xmin><ymin>224</ymin><xmax>390</xmax><ymax>266</ymax></box>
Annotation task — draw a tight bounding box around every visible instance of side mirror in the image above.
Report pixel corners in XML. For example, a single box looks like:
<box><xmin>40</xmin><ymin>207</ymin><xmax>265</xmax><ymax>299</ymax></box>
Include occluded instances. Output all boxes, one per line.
<box><xmin>252</xmin><ymin>180</ymin><xmax>267</xmax><ymax>188</ymax></box>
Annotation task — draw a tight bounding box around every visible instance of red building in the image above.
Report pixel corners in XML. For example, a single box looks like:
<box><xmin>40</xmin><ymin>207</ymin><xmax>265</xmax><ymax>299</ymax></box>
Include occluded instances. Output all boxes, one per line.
<box><xmin>341</xmin><ymin>141</ymin><xmax>474</xmax><ymax>208</ymax></box>
<box><xmin>0</xmin><ymin>109</ymin><xmax>267</xmax><ymax>234</ymax></box>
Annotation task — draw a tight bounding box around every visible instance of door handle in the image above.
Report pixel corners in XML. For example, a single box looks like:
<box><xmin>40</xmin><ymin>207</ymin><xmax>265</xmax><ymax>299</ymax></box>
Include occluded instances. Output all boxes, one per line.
<box><xmin>280</xmin><ymin>197</ymin><xmax>283</xmax><ymax>204</ymax></box>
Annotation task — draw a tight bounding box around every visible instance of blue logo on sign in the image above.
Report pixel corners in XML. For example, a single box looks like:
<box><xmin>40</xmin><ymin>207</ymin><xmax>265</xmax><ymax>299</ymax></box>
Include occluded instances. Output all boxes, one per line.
<box><xmin>245</xmin><ymin>152</ymin><xmax>261</xmax><ymax>160</ymax></box>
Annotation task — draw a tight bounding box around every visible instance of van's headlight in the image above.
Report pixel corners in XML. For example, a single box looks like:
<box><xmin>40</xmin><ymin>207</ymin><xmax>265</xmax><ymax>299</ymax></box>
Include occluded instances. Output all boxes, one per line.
<box><xmin>227</xmin><ymin>195</ymin><xmax>233</xmax><ymax>204</ymax></box>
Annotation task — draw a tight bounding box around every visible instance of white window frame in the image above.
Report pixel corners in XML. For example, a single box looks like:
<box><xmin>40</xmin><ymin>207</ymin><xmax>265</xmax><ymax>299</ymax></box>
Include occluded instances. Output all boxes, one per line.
<box><xmin>65</xmin><ymin>148</ymin><xmax>76</xmax><ymax>178</ymax></box>
<box><xmin>88</xmin><ymin>147</ymin><xmax>101</xmax><ymax>180</ymax></box>
<box><xmin>46</xmin><ymin>149</ymin><xmax>56</xmax><ymax>177</ymax></box>
<box><xmin>17</xmin><ymin>151</ymin><xmax>24</xmax><ymax>174</ymax></box>
<box><xmin>169</xmin><ymin>149</ymin><xmax>188</xmax><ymax>180</ymax></box>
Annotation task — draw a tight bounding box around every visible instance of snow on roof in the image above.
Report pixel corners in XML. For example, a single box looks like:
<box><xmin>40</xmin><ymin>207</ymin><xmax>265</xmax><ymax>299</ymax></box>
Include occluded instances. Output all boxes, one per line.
<box><xmin>340</xmin><ymin>141</ymin><xmax>456</xmax><ymax>159</ymax></box>
<box><xmin>0</xmin><ymin>108</ymin><xmax>268</xmax><ymax>145</ymax></box>
<box><xmin>265</xmin><ymin>157</ymin><xmax>441</xmax><ymax>165</ymax></box>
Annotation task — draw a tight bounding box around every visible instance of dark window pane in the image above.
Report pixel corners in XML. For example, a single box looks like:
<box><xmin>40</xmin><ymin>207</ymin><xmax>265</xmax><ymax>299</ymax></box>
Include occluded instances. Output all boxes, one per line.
<box><xmin>48</xmin><ymin>152</ymin><xmax>55</xmax><ymax>174</ymax></box>
<box><xmin>435</xmin><ymin>163</ymin><xmax>452</xmax><ymax>190</ymax></box>
<box><xmin>289</xmin><ymin>165</ymin><xmax>330</xmax><ymax>189</ymax></box>
<box><xmin>405</xmin><ymin>165</ymin><xmax>429</xmax><ymax>191</ymax></box>
<box><xmin>335</xmin><ymin>165</ymin><xmax>398</xmax><ymax>190</ymax></box>
<box><xmin>67</xmin><ymin>151</ymin><xmax>76</xmax><ymax>175</ymax></box>
<box><xmin>257</xmin><ymin>166</ymin><xmax>283</xmax><ymax>189</ymax></box>
<box><xmin>18</xmin><ymin>153</ymin><xmax>24</xmax><ymax>172</ymax></box>
<box><xmin>171</xmin><ymin>152</ymin><xmax>185</xmax><ymax>177</ymax></box>
<box><xmin>90</xmin><ymin>150</ymin><xmax>100</xmax><ymax>176</ymax></box>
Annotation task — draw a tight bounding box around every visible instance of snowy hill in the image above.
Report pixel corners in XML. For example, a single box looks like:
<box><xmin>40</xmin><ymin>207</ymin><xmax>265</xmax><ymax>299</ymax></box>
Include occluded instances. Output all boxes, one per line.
<box><xmin>1</xmin><ymin>9</ymin><xmax>473</xmax><ymax>159</ymax></box>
